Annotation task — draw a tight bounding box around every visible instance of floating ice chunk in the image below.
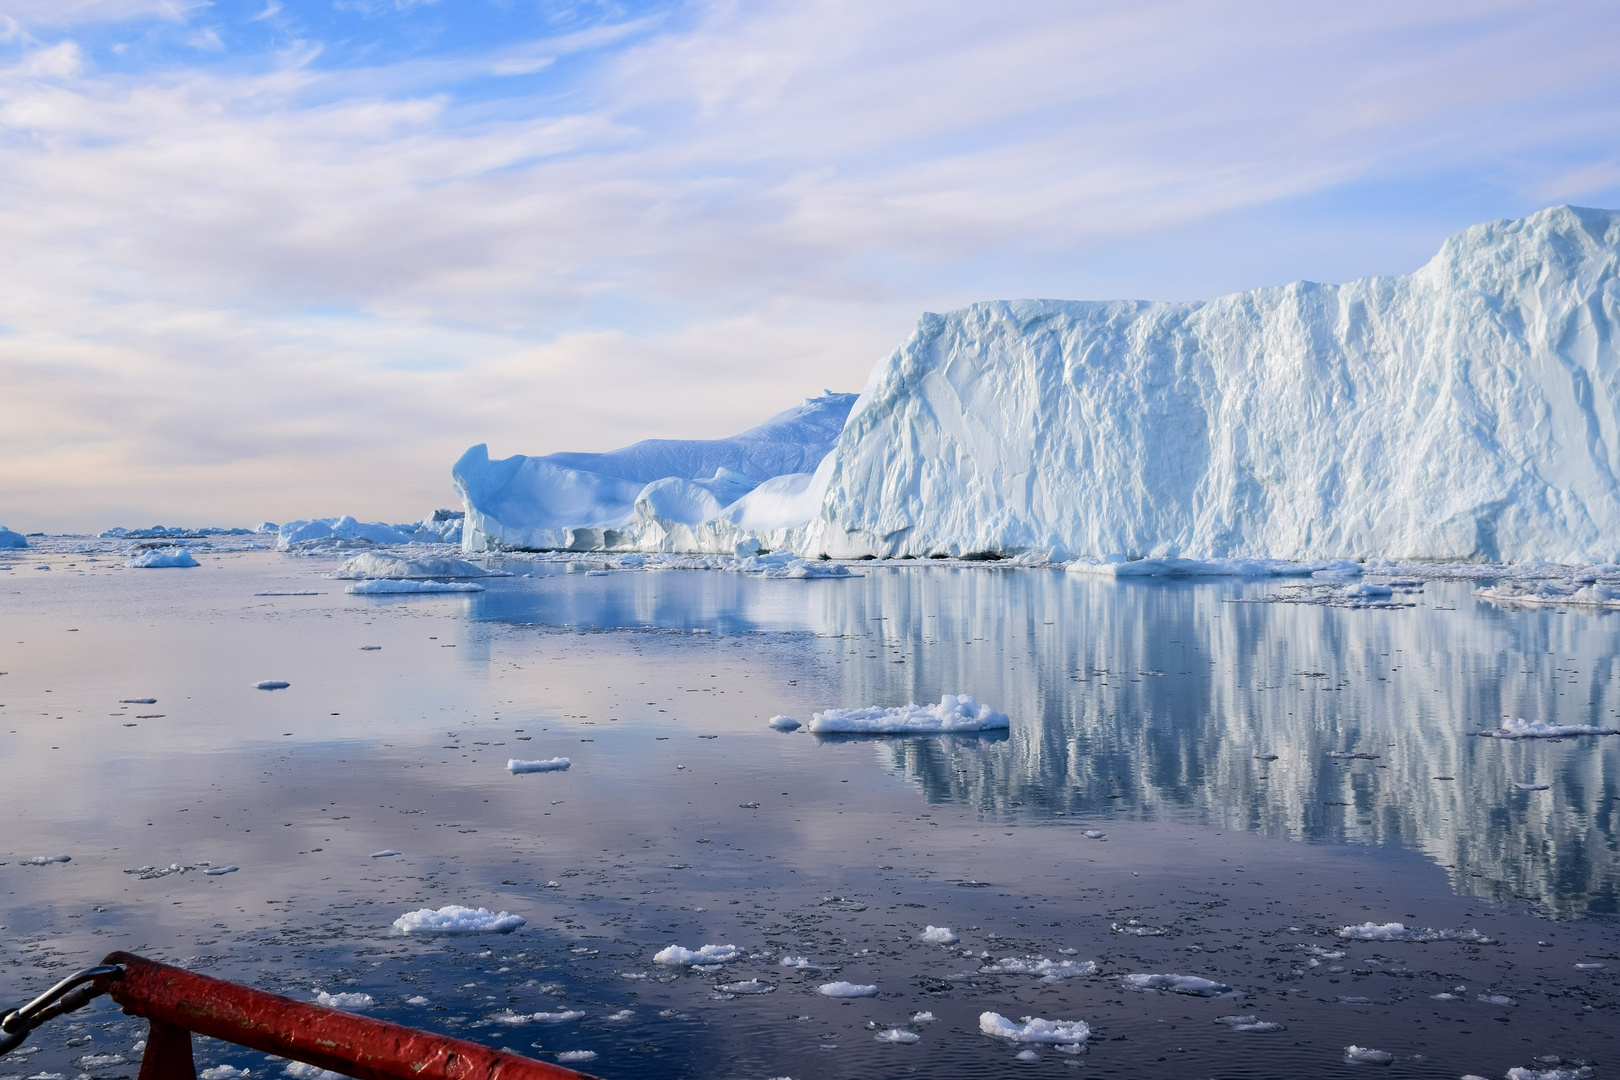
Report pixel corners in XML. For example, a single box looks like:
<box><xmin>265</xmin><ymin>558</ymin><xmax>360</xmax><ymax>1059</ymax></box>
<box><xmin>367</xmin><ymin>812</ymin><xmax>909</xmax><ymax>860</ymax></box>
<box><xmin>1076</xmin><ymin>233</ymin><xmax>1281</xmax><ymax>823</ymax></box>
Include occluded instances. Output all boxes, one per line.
<box><xmin>23</xmin><ymin>854</ymin><xmax>71</xmax><ymax>865</ymax></box>
<box><xmin>199</xmin><ymin>1066</ymin><xmax>248</xmax><ymax>1079</ymax></box>
<box><xmin>716</xmin><ymin>980</ymin><xmax>774</xmax><ymax>995</ymax></box>
<box><xmin>1513</xmin><ymin>782</ymin><xmax>1550</xmax><ymax>791</ymax></box>
<box><xmin>392</xmin><ymin>905</ymin><xmax>525</xmax><ymax>934</ymax></box>
<box><xmin>0</xmin><ymin>526</ymin><xmax>27</xmax><ymax>548</ymax></box>
<box><xmin>1575</xmin><ymin>962</ymin><xmax>1607</xmax><ymax>970</ymax></box>
<box><xmin>1254</xmin><ymin>753</ymin><xmax>1279</xmax><ymax>761</ymax></box>
<box><xmin>1336</xmin><ymin>922</ymin><xmax>1492</xmax><ymax>943</ymax></box>
<box><xmin>817</xmin><ymin>982</ymin><xmax>878</xmax><ymax>998</ymax></box>
<box><xmin>282</xmin><ymin>1063</ymin><xmax>345</xmax><ymax>1080</ymax></box>
<box><xmin>254</xmin><ymin>590</ymin><xmax>321</xmax><ymax>597</ymax></box>
<box><xmin>1341</xmin><ymin>582</ymin><xmax>1393</xmax><ymax>598</ymax></box>
<box><xmin>508</xmin><ymin>758</ymin><xmax>571</xmax><ymax>774</ymax></box>
<box><xmin>205</xmin><ymin>866</ymin><xmax>238</xmax><ymax>876</ymax></box>
<box><xmin>554</xmin><ymin>1052</ymin><xmax>596</xmax><ymax>1064</ymax></box>
<box><xmin>874</xmin><ymin>1029</ymin><xmax>919</xmax><ymax>1044</ymax></box>
<box><xmin>1478</xmin><ymin>993</ymin><xmax>1516</xmax><ymax>1006</ymax></box>
<box><xmin>126</xmin><ymin>547</ymin><xmax>199</xmax><ymax>569</ymax></box>
<box><xmin>405</xmin><ymin>996</ymin><xmax>429</xmax><ymax>1005</ymax></box>
<box><xmin>1505</xmin><ymin>1065</ymin><xmax>1596</xmax><ymax>1080</ymax></box>
<box><xmin>1214</xmin><ymin>1015</ymin><xmax>1283</xmax><ymax>1032</ymax></box>
<box><xmin>1327</xmin><ymin>751</ymin><xmax>1380</xmax><ymax>760</ymax></box>
<box><xmin>254</xmin><ymin>680</ymin><xmax>290</xmax><ymax>690</ymax></box>
<box><xmin>808</xmin><ymin>695</ymin><xmax>1009</xmax><ymax>734</ymax></box>
<box><xmin>911</xmin><ymin>1011</ymin><xmax>936</xmax><ymax>1023</ymax></box>
<box><xmin>779</xmin><ymin>956</ymin><xmax>822</xmax><ymax>970</ymax></box>
<box><xmin>1479</xmin><ymin>718</ymin><xmax>1619</xmax><ymax>739</ymax></box>
<box><xmin>654</xmin><ymin>944</ymin><xmax>740</xmax><ymax>966</ymax></box>
<box><xmin>919</xmin><ymin>926</ymin><xmax>958</xmax><ymax>944</ymax></box>
<box><xmin>333</xmin><ymin>552</ymin><xmax>507</xmax><ymax>581</ymax></box>
<box><xmin>346</xmin><ymin>580</ymin><xmax>484</xmax><ymax>594</ymax></box>
<box><xmin>1066</xmin><ymin>557</ymin><xmax>1321</xmax><ymax>579</ymax></box>
<box><xmin>120</xmin><ymin>698</ymin><xmax>158</xmax><ymax>705</ymax></box>
<box><xmin>1475</xmin><ymin>581</ymin><xmax>1620</xmax><ymax>609</ymax></box>
<box><xmin>314</xmin><ymin>991</ymin><xmax>374</xmax><ymax>1010</ymax></box>
<box><xmin>495</xmin><ymin>1009</ymin><xmax>585</xmax><ymax>1024</ymax></box>
<box><xmin>978</xmin><ymin>1012</ymin><xmax>1091</xmax><ymax>1044</ymax></box>
<box><xmin>767</xmin><ymin>715</ymin><xmax>801</xmax><ymax>731</ymax></box>
<box><xmin>1112</xmin><ymin>921</ymin><xmax>1165</xmax><ymax>936</ymax></box>
<box><xmin>1343</xmin><ymin>1045</ymin><xmax>1394</xmax><ymax>1065</ymax></box>
<box><xmin>74</xmin><ymin>1054</ymin><xmax>127</xmax><ymax>1071</ymax></box>
<box><xmin>1122</xmin><ymin>973</ymin><xmax>1231</xmax><ymax>996</ymax></box>
<box><xmin>1083</xmin><ymin>830</ymin><xmax>1106</xmax><ymax>839</ymax></box>
<box><xmin>980</xmin><ymin>956</ymin><xmax>1097</xmax><ymax>978</ymax></box>
<box><xmin>370</xmin><ymin>850</ymin><xmax>402</xmax><ymax>858</ymax></box>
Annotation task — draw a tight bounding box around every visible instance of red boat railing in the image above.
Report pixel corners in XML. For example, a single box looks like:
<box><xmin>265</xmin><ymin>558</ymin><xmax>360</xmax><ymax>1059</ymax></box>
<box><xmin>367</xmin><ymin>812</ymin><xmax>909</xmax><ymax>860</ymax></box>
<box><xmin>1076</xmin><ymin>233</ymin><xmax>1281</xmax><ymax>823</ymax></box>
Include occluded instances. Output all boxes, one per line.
<box><xmin>2</xmin><ymin>953</ymin><xmax>600</xmax><ymax>1080</ymax></box>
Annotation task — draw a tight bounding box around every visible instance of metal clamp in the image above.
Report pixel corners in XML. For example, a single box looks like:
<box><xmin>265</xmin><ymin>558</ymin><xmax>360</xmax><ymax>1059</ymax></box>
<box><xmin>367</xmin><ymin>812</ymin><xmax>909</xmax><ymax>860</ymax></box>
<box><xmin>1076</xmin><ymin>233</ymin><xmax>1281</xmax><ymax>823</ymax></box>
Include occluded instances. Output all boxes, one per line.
<box><xmin>0</xmin><ymin>964</ymin><xmax>122</xmax><ymax>1057</ymax></box>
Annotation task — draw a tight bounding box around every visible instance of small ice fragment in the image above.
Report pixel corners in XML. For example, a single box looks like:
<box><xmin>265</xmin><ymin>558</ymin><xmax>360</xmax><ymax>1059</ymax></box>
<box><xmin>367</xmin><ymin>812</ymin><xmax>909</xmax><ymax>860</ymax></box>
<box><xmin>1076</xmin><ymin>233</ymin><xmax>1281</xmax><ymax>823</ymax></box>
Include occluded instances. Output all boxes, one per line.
<box><xmin>283</xmin><ymin>1063</ymin><xmax>345</xmax><ymax>1080</ymax></box>
<box><xmin>1431</xmin><ymin>992</ymin><xmax>1462</xmax><ymax>1000</ymax></box>
<box><xmin>126</xmin><ymin>548</ymin><xmax>199</xmax><ymax>569</ymax></box>
<box><xmin>1015</xmin><ymin>1049</ymin><xmax>1041</xmax><ymax>1062</ymax></box>
<box><xmin>204</xmin><ymin>866</ymin><xmax>238</xmax><ymax>876</ymax></box>
<box><xmin>654</xmin><ymin>944</ymin><xmax>740</xmax><ymax>966</ymax></box>
<box><xmin>554</xmin><ymin>1052</ymin><xmax>596</xmax><ymax>1064</ymax></box>
<box><xmin>314</xmin><ymin>991</ymin><xmax>374</xmax><ymax>1010</ymax></box>
<box><xmin>405</xmin><ymin>996</ymin><xmax>429</xmax><ymax>1005</ymax></box>
<box><xmin>779</xmin><ymin>956</ymin><xmax>822</xmax><ymax>970</ymax></box>
<box><xmin>1575</xmin><ymin>962</ymin><xmax>1606</xmax><ymax>970</ymax></box>
<box><xmin>1477</xmin><ymin>993</ymin><xmax>1516</xmax><ymax>1006</ymax></box>
<box><xmin>1480</xmin><ymin>718</ymin><xmax>1620</xmax><ymax>739</ymax></box>
<box><xmin>817</xmin><ymin>982</ymin><xmax>878</xmax><ymax>998</ymax></box>
<box><xmin>531</xmin><ymin>1011</ymin><xmax>586</xmax><ymax>1023</ymax></box>
<box><xmin>1343</xmin><ymin>1045</ymin><xmax>1394</xmax><ymax>1065</ymax></box>
<box><xmin>360</xmin><ymin>645</ymin><xmax>381</xmax><ymax>650</ymax></box>
<box><xmin>254</xmin><ymin>680</ymin><xmax>291</xmax><ymax>690</ymax></box>
<box><xmin>1083</xmin><ymin>830</ymin><xmax>1106</xmax><ymax>839</ymax></box>
<box><xmin>1336</xmin><ymin>922</ymin><xmax>1492</xmax><ymax>944</ymax></box>
<box><xmin>120</xmin><ymin>698</ymin><xmax>157</xmax><ymax>705</ymax></box>
<box><xmin>1214</xmin><ymin>1015</ymin><xmax>1284</xmax><ymax>1033</ymax></box>
<box><xmin>808</xmin><ymin>695</ymin><xmax>1009</xmax><ymax>734</ymax></box>
<box><xmin>253</xmin><ymin>591</ymin><xmax>320</xmax><ymax>597</ymax></box>
<box><xmin>978</xmin><ymin>1012</ymin><xmax>1091</xmax><ymax>1044</ymax></box>
<box><xmin>1327</xmin><ymin>751</ymin><xmax>1380</xmax><ymax>760</ymax></box>
<box><xmin>980</xmin><ymin>957</ymin><xmax>1097</xmax><ymax>978</ymax></box>
<box><xmin>605</xmin><ymin>1010</ymin><xmax>634</xmax><ymax>1021</ymax></box>
<box><xmin>370</xmin><ymin>850</ymin><xmax>402</xmax><ymax>858</ymax></box>
<box><xmin>392</xmin><ymin>905</ymin><xmax>524</xmax><ymax>934</ymax></box>
<box><xmin>716</xmin><ymin>980</ymin><xmax>774</xmax><ymax>995</ymax></box>
<box><xmin>919</xmin><ymin>925</ymin><xmax>958</xmax><ymax>944</ymax></box>
<box><xmin>1112</xmin><ymin>922</ymin><xmax>1166</xmax><ymax>936</ymax></box>
<box><xmin>23</xmin><ymin>854</ymin><xmax>71</xmax><ymax>865</ymax></box>
<box><xmin>911</xmin><ymin>1011</ymin><xmax>936</xmax><ymax>1023</ymax></box>
<box><xmin>76</xmin><ymin>1054</ymin><xmax>129</xmax><ymax>1071</ymax></box>
<box><xmin>1504</xmin><ymin>1065</ymin><xmax>1596</xmax><ymax>1080</ymax></box>
<box><xmin>345</xmin><ymin>580</ymin><xmax>484</xmax><ymax>595</ymax></box>
<box><xmin>1122</xmin><ymin>973</ymin><xmax>1230</xmax><ymax>996</ymax></box>
<box><xmin>767</xmin><ymin>715</ymin><xmax>801</xmax><ymax>731</ymax></box>
<box><xmin>875</xmin><ymin>1029</ymin><xmax>919</xmax><ymax>1044</ymax></box>
<box><xmin>1513</xmin><ymin>782</ymin><xmax>1550</xmax><ymax>791</ymax></box>
<box><xmin>1254</xmin><ymin>753</ymin><xmax>1279</xmax><ymax>761</ymax></box>
<box><xmin>508</xmin><ymin>758</ymin><xmax>571</xmax><ymax>774</ymax></box>
<box><xmin>199</xmin><ymin>1066</ymin><xmax>248</xmax><ymax>1080</ymax></box>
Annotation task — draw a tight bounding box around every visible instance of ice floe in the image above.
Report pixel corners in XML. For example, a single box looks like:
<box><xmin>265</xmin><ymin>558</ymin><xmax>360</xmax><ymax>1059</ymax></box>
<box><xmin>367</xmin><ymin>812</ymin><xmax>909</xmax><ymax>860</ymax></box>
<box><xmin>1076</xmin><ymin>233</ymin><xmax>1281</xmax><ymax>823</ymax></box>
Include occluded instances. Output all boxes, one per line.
<box><xmin>507</xmin><ymin>758</ymin><xmax>571</xmax><ymax>773</ymax></box>
<box><xmin>715</xmin><ymin>979</ymin><xmax>774</xmax><ymax>995</ymax></box>
<box><xmin>779</xmin><ymin>956</ymin><xmax>822</xmax><ymax>970</ymax></box>
<box><xmin>1514</xmin><ymin>782</ymin><xmax>1551</xmax><ymax>791</ymax></box>
<box><xmin>553</xmin><ymin>1052</ymin><xmax>596</xmax><ymax>1064</ymax></box>
<box><xmin>767</xmin><ymin>715</ymin><xmax>801</xmax><ymax>731</ymax></box>
<box><xmin>1066</xmin><ymin>556</ymin><xmax>1348</xmax><ymax>579</ymax></box>
<box><xmin>1336</xmin><ymin>922</ymin><xmax>1493</xmax><ymax>943</ymax></box>
<box><xmin>23</xmin><ymin>854</ymin><xmax>71</xmax><ymax>865</ymax></box>
<box><xmin>331</xmin><ymin>552</ymin><xmax>505</xmax><ymax>581</ymax></box>
<box><xmin>918</xmin><ymin>925</ymin><xmax>958</xmax><ymax>944</ymax></box>
<box><xmin>493</xmin><ymin>1009</ymin><xmax>584</xmax><ymax>1024</ymax></box>
<box><xmin>874</xmin><ymin>1029</ymin><xmax>920</xmax><ymax>1044</ymax></box>
<box><xmin>391</xmin><ymin>905</ymin><xmax>525</xmax><ymax>934</ymax></box>
<box><xmin>1122</xmin><ymin>973</ymin><xmax>1231</xmax><ymax>996</ymax></box>
<box><xmin>254</xmin><ymin>680</ymin><xmax>290</xmax><ymax>690</ymax></box>
<box><xmin>1343</xmin><ymin>1045</ymin><xmax>1394</xmax><ymax>1065</ymax></box>
<box><xmin>345</xmin><ymin>580</ymin><xmax>484</xmax><ymax>594</ymax></box>
<box><xmin>1214</xmin><ymin>1015</ymin><xmax>1283</xmax><ymax>1033</ymax></box>
<box><xmin>370</xmin><ymin>850</ymin><xmax>402</xmax><ymax>858</ymax></box>
<box><xmin>807</xmin><ymin>695</ymin><xmax>1009</xmax><ymax>734</ymax></box>
<box><xmin>978</xmin><ymin>1012</ymin><xmax>1091</xmax><ymax>1045</ymax></box>
<box><xmin>126</xmin><ymin>548</ymin><xmax>199</xmax><ymax>569</ymax></box>
<box><xmin>1475</xmin><ymin>581</ymin><xmax>1620</xmax><ymax>608</ymax></box>
<box><xmin>205</xmin><ymin>866</ymin><xmax>238</xmax><ymax>876</ymax></box>
<box><xmin>313</xmin><ymin>992</ymin><xmax>374</xmax><ymax>1010</ymax></box>
<box><xmin>980</xmin><ymin>956</ymin><xmax>1098</xmax><ymax>979</ymax></box>
<box><xmin>816</xmin><ymin>982</ymin><xmax>878</xmax><ymax>998</ymax></box>
<box><xmin>199</xmin><ymin>1066</ymin><xmax>248</xmax><ymax>1079</ymax></box>
<box><xmin>654</xmin><ymin>944</ymin><xmax>740</xmax><ymax>966</ymax></box>
<box><xmin>1504</xmin><ymin>1062</ymin><xmax>1596</xmax><ymax>1080</ymax></box>
<box><xmin>282</xmin><ymin>1062</ymin><xmax>345</xmax><ymax>1080</ymax></box>
<box><xmin>1479</xmin><ymin>718</ymin><xmax>1620</xmax><ymax>739</ymax></box>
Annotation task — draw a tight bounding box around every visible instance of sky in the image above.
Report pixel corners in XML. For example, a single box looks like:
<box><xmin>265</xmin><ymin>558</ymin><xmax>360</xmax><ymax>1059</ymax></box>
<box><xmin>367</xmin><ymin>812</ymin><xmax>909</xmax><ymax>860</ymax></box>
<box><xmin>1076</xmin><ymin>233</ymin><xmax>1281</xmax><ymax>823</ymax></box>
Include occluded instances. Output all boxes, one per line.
<box><xmin>2</xmin><ymin>0</ymin><xmax>1619</xmax><ymax>533</ymax></box>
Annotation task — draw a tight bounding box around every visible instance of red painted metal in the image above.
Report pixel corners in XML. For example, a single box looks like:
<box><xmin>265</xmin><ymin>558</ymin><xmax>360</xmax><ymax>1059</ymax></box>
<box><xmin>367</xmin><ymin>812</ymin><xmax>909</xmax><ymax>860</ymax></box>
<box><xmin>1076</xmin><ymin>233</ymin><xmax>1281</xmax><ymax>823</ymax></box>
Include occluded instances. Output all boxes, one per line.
<box><xmin>96</xmin><ymin>953</ymin><xmax>600</xmax><ymax>1080</ymax></box>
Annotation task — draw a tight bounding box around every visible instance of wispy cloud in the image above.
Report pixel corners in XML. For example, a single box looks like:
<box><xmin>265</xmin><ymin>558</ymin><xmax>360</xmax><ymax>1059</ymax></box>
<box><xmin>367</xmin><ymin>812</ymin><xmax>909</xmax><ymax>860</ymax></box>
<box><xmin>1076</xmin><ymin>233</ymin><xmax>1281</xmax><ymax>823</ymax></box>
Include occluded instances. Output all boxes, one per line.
<box><xmin>1</xmin><ymin>0</ymin><xmax>1618</xmax><ymax>530</ymax></box>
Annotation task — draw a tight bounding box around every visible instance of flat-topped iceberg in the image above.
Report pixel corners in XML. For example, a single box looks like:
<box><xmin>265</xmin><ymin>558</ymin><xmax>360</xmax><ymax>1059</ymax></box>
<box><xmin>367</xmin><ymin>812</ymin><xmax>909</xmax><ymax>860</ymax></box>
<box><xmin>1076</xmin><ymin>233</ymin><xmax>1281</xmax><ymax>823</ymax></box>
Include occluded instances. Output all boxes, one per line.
<box><xmin>331</xmin><ymin>552</ymin><xmax>505</xmax><ymax>580</ymax></box>
<box><xmin>808</xmin><ymin>695</ymin><xmax>1009</xmax><ymax>734</ymax></box>
<box><xmin>457</xmin><ymin>207</ymin><xmax>1620</xmax><ymax>564</ymax></box>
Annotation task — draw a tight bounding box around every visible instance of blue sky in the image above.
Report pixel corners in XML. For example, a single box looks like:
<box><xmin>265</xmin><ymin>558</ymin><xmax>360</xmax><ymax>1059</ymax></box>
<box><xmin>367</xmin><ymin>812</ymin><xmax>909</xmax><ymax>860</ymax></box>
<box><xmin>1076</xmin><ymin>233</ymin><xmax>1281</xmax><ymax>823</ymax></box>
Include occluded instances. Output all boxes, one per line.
<box><xmin>3</xmin><ymin>0</ymin><xmax>1619</xmax><ymax>530</ymax></box>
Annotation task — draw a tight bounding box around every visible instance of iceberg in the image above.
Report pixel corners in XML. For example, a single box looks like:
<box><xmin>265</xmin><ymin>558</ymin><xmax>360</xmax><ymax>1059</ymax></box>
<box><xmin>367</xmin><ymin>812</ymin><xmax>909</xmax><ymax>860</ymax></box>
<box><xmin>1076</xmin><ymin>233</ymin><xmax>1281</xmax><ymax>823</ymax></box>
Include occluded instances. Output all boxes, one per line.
<box><xmin>807</xmin><ymin>695</ymin><xmax>1009</xmax><ymax>734</ymax></box>
<box><xmin>330</xmin><ymin>552</ymin><xmax>503</xmax><ymax>580</ymax></box>
<box><xmin>125</xmin><ymin>547</ymin><xmax>200</xmax><ymax>569</ymax></box>
<box><xmin>0</xmin><ymin>526</ymin><xmax>30</xmax><ymax>548</ymax></box>
<box><xmin>391</xmin><ymin>905</ymin><xmax>524</xmax><ymax>934</ymax></box>
<box><xmin>277</xmin><ymin>511</ymin><xmax>463</xmax><ymax>551</ymax></box>
<box><xmin>458</xmin><ymin>206</ymin><xmax>1620</xmax><ymax>564</ymax></box>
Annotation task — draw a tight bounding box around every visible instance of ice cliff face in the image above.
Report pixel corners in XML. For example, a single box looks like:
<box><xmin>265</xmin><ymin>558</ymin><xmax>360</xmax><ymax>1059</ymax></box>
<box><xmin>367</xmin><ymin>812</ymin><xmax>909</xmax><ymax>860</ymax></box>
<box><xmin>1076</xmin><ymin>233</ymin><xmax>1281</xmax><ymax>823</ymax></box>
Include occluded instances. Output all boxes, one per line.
<box><xmin>809</xmin><ymin>205</ymin><xmax>1620</xmax><ymax>562</ymax></box>
<box><xmin>459</xmin><ymin>206</ymin><xmax>1620</xmax><ymax>563</ymax></box>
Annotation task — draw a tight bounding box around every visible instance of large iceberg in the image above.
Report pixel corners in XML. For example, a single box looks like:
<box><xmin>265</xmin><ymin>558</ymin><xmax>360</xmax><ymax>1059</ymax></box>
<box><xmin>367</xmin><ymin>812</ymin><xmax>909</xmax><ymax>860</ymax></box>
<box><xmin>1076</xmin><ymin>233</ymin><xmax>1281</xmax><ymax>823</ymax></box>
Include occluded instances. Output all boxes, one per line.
<box><xmin>460</xmin><ymin>206</ymin><xmax>1620</xmax><ymax>563</ymax></box>
<box><xmin>455</xmin><ymin>392</ymin><xmax>857</xmax><ymax>553</ymax></box>
<box><xmin>278</xmin><ymin>511</ymin><xmax>463</xmax><ymax>550</ymax></box>
<box><xmin>0</xmin><ymin>526</ymin><xmax>27</xmax><ymax>549</ymax></box>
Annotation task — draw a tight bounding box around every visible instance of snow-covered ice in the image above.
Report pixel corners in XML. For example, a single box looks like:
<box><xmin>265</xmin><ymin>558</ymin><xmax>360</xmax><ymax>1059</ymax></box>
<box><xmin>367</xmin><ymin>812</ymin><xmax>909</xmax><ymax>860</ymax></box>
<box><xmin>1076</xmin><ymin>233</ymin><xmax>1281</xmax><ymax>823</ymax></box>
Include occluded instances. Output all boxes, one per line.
<box><xmin>493</xmin><ymin>1009</ymin><xmax>584</xmax><ymax>1024</ymax></box>
<box><xmin>1475</xmin><ymin>582</ymin><xmax>1620</xmax><ymax>608</ymax></box>
<box><xmin>1480</xmin><ymin>718</ymin><xmax>1619</xmax><ymax>739</ymax></box>
<box><xmin>125</xmin><ymin>548</ymin><xmax>199</xmax><ymax>569</ymax></box>
<box><xmin>1214</xmin><ymin>1015</ymin><xmax>1283</xmax><ymax>1033</ymax></box>
<box><xmin>391</xmin><ymin>905</ymin><xmax>525</xmax><ymax>934</ymax></box>
<box><xmin>345</xmin><ymin>580</ymin><xmax>485</xmax><ymax>594</ymax></box>
<box><xmin>715</xmin><ymin>979</ymin><xmax>774</xmax><ymax>995</ymax></box>
<box><xmin>313</xmin><ymin>991</ymin><xmax>374</xmax><ymax>1010</ymax></box>
<box><xmin>331</xmin><ymin>552</ymin><xmax>505</xmax><ymax>581</ymax></box>
<box><xmin>276</xmin><ymin>513</ymin><xmax>463</xmax><ymax>551</ymax></box>
<box><xmin>816</xmin><ymin>981</ymin><xmax>878</xmax><ymax>997</ymax></box>
<box><xmin>508</xmin><ymin>757</ymin><xmax>571</xmax><ymax>773</ymax></box>
<box><xmin>873</xmin><ymin>1029</ymin><xmax>920</xmax><ymax>1044</ymax></box>
<box><xmin>980</xmin><ymin>956</ymin><xmax>1098</xmax><ymax>978</ymax></box>
<box><xmin>554</xmin><ymin>1051</ymin><xmax>596</xmax><ymax>1064</ymax></box>
<box><xmin>199</xmin><ymin>1066</ymin><xmax>249</xmax><ymax>1079</ymax></box>
<box><xmin>1344</xmin><ymin>1045</ymin><xmax>1395</xmax><ymax>1065</ymax></box>
<box><xmin>1122</xmin><ymin>973</ymin><xmax>1231</xmax><ymax>996</ymax></box>
<box><xmin>978</xmin><ymin>1013</ymin><xmax>1091</xmax><ymax>1045</ymax></box>
<box><xmin>654</xmin><ymin>944</ymin><xmax>740</xmax><ymax>966</ymax></box>
<box><xmin>779</xmin><ymin>956</ymin><xmax>821</xmax><ymax>970</ymax></box>
<box><xmin>807</xmin><ymin>695</ymin><xmax>1009</xmax><ymax>734</ymax></box>
<box><xmin>24</xmin><ymin>855</ymin><xmax>71</xmax><ymax>865</ymax></box>
<box><xmin>918</xmin><ymin>925</ymin><xmax>958</xmax><ymax>944</ymax></box>
<box><xmin>767</xmin><ymin>715</ymin><xmax>801</xmax><ymax>731</ymax></box>
<box><xmin>1337</xmin><ymin>922</ymin><xmax>1493</xmax><ymax>943</ymax></box>
<box><xmin>1505</xmin><ymin>1066</ymin><xmax>1596</xmax><ymax>1080</ymax></box>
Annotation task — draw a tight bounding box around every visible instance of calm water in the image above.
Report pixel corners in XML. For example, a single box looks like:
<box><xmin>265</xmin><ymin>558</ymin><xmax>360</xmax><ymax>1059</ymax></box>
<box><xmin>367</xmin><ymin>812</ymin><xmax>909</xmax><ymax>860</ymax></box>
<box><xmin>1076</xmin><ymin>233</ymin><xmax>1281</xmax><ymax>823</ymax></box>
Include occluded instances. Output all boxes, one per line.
<box><xmin>2</xmin><ymin>546</ymin><xmax>1618</xmax><ymax>1080</ymax></box>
